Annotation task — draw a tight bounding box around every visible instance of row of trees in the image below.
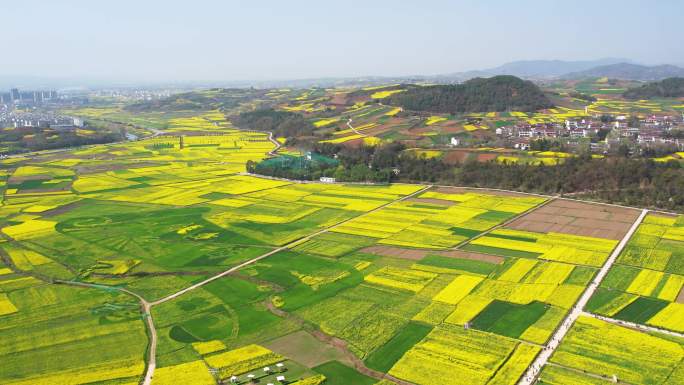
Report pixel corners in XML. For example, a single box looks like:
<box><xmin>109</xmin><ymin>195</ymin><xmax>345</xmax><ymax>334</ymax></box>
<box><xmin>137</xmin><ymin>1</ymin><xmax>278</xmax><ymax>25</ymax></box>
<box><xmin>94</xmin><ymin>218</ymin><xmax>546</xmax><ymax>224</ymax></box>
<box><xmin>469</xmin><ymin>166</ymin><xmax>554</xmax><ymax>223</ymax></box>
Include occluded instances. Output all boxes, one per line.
<box><xmin>251</xmin><ymin>140</ymin><xmax>684</xmax><ymax>211</ymax></box>
<box><xmin>0</xmin><ymin>126</ymin><xmax>124</xmax><ymax>155</ymax></box>
<box><xmin>457</xmin><ymin>156</ymin><xmax>684</xmax><ymax>210</ymax></box>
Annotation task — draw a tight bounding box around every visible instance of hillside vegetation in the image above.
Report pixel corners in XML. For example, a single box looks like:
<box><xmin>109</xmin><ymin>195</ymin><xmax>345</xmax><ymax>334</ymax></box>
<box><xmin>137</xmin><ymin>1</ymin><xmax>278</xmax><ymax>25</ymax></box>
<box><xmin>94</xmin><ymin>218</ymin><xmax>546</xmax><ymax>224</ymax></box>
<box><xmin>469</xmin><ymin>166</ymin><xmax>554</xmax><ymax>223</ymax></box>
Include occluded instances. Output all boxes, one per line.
<box><xmin>231</xmin><ymin>108</ymin><xmax>314</xmax><ymax>138</ymax></box>
<box><xmin>386</xmin><ymin>75</ymin><xmax>553</xmax><ymax>113</ymax></box>
<box><xmin>125</xmin><ymin>88</ymin><xmax>262</xmax><ymax>112</ymax></box>
<box><xmin>623</xmin><ymin>77</ymin><xmax>684</xmax><ymax>99</ymax></box>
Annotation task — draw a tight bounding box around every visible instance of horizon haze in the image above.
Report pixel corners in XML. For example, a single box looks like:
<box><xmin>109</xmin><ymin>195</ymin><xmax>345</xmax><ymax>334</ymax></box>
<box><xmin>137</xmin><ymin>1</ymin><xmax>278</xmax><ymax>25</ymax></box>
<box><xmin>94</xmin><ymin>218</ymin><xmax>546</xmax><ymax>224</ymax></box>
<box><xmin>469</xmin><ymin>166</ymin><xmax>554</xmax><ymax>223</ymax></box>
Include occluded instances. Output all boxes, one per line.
<box><xmin>3</xmin><ymin>0</ymin><xmax>684</xmax><ymax>85</ymax></box>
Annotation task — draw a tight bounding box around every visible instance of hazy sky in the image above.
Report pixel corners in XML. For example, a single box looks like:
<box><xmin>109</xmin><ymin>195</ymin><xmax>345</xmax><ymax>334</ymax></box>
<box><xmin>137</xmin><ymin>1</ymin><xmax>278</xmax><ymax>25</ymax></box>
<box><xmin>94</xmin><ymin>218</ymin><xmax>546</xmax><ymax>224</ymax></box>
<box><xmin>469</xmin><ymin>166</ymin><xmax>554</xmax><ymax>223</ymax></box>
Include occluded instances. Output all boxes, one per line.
<box><xmin>4</xmin><ymin>0</ymin><xmax>684</xmax><ymax>82</ymax></box>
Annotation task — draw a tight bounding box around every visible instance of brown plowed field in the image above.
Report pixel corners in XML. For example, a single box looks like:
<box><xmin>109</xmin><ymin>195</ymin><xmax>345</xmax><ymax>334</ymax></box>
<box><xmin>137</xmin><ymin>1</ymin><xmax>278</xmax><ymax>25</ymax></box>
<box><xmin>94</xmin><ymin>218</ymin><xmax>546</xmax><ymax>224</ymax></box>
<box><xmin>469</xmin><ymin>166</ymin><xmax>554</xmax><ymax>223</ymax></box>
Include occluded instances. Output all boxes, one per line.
<box><xmin>506</xmin><ymin>199</ymin><xmax>640</xmax><ymax>240</ymax></box>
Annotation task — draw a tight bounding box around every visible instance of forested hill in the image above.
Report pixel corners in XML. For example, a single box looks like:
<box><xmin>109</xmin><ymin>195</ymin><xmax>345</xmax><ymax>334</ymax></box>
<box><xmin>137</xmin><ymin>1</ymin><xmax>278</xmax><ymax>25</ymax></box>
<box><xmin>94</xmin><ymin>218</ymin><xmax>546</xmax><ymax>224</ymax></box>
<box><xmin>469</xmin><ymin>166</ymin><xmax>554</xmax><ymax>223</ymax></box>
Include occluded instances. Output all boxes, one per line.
<box><xmin>386</xmin><ymin>75</ymin><xmax>553</xmax><ymax>113</ymax></box>
<box><xmin>623</xmin><ymin>77</ymin><xmax>684</xmax><ymax>99</ymax></box>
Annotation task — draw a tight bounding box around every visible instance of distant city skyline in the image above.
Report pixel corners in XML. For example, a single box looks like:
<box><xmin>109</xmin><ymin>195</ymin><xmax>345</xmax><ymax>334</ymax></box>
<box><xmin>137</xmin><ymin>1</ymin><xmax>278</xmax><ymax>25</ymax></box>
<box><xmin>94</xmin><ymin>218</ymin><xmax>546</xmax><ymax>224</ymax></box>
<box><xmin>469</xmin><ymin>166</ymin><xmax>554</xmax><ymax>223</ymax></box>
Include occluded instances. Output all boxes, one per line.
<box><xmin>3</xmin><ymin>0</ymin><xmax>684</xmax><ymax>84</ymax></box>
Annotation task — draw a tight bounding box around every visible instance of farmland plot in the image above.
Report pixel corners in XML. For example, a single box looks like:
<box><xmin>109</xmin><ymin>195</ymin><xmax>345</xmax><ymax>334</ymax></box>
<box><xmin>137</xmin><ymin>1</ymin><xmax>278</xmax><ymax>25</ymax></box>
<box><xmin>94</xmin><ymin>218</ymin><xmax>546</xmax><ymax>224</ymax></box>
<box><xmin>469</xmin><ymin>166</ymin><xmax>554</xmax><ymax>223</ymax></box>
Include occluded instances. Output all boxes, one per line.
<box><xmin>588</xmin><ymin>213</ymin><xmax>684</xmax><ymax>332</ymax></box>
<box><xmin>547</xmin><ymin>316</ymin><xmax>684</xmax><ymax>385</ymax></box>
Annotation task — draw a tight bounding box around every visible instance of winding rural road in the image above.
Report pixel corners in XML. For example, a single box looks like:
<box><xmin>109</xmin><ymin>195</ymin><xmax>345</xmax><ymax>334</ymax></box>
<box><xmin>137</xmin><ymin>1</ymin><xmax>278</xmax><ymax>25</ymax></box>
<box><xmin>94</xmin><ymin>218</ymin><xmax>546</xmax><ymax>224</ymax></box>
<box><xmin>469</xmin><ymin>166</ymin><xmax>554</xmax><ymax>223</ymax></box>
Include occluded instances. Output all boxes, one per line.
<box><xmin>517</xmin><ymin>208</ymin><xmax>649</xmax><ymax>385</ymax></box>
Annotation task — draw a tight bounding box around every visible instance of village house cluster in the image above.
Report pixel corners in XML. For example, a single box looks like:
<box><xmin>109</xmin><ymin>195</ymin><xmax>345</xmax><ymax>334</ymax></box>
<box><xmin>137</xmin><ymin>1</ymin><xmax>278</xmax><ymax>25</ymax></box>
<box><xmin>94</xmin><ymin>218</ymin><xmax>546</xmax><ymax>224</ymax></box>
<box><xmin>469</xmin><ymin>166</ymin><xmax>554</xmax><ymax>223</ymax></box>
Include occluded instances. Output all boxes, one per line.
<box><xmin>494</xmin><ymin>113</ymin><xmax>684</xmax><ymax>151</ymax></box>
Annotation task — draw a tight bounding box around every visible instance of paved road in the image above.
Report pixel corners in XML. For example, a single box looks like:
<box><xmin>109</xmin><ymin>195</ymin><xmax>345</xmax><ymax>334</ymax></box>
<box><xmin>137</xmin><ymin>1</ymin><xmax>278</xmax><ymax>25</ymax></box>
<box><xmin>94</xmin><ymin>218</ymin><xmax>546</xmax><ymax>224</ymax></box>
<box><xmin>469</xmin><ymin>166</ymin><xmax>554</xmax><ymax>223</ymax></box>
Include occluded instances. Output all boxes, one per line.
<box><xmin>517</xmin><ymin>209</ymin><xmax>648</xmax><ymax>385</ymax></box>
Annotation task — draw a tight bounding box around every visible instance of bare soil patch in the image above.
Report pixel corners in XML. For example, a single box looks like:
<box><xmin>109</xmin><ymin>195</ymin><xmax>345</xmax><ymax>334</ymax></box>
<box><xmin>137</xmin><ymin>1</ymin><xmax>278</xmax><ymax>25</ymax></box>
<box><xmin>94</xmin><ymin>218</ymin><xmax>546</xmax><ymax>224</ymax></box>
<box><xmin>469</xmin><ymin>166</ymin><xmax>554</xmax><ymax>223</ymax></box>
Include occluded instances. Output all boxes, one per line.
<box><xmin>432</xmin><ymin>186</ymin><xmax>532</xmax><ymax>198</ymax></box>
<box><xmin>330</xmin><ymin>93</ymin><xmax>348</xmax><ymax>106</ymax></box>
<box><xmin>441</xmin><ymin>122</ymin><xmax>464</xmax><ymax>134</ymax></box>
<box><xmin>442</xmin><ymin>150</ymin><xmax>471</xmax><ymax>165</ymax></box>
<box><xmin>361</xmin><ymin>245</ymin><xmax>504</xmax><ymax>264</ymax></box>
<box><xmin>677</xmin><ymin>286</ymin><xmax>684</xmax><ymax>304</ymax></box>
<box><xmin>506</xmin><ymin>198</ymin><xmax>640</xmax><ymax>240</ymax></box>
<box><xmin>16</xmin><ymin>186</ymin><xmax>72</xmax><ymax>194</ymax></box>
<box><xmin>361</xmin><ymin>246</ymin><xmax>429</xmax><ymax>260</ymax></box>
<box><xmin>40</xmin><ymin>200</ymin><xmax>85</xmax><ymax>217</ymax></box>
<box><xmin>264</xmin><ymin>330</ymin><xmax>350</xmax><ymax>368</ymax></box>
<box><xmin>7</xmin><ymin>175</ymin><xmax>52</xmax><ymax>183</ymax></box>
<box><xmin>477</xmin><ymin>153</ymin><xmax>498</xmax><ymax>162</ymax></box>
<box><xmin>407</xmin><ymin>197</ymin><xmax>455</xmax><ymax>206</ymax></box>
<box><xmin>437</xmin><ymin>250</ymin><xmax>504</xmax><ymax>264</ymax></box>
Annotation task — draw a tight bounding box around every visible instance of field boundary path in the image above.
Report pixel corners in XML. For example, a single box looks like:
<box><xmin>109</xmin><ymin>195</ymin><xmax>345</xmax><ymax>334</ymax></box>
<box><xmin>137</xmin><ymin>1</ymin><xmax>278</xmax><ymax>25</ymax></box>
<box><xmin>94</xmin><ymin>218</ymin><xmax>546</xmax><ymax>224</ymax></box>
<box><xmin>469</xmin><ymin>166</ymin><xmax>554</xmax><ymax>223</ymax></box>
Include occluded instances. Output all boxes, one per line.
<box><xmin>150</xmin><ymin>184</ymin><xmax>431</xmax><ymax>306</ymax></box>
<box><xmin>266</xmin><ymin>131</ymin><xmax>281</xmax><ymax>156</ymax></box>
<box><xmin>517</xmin><ymin>208</ymin><xmax>648</xmax><ymax>385</ymax></box>
<box><xmin>139</xmin><ymin>185</ymin><xmax>432</xmax><ymax>384</ymax></box>
<box><xmin>347</xmin><ymin>118</ymin><xmax>367</xmax><ymax>137</ymax></box>
<box><xmin>583</xmin><ymin>311</ymin><xmax>684</xmax><ymax>339</ymax></box>
<box><xmin>53</xmin><ymin>280</ymin><xmax>158</xmax><ymax>385</ymax></box>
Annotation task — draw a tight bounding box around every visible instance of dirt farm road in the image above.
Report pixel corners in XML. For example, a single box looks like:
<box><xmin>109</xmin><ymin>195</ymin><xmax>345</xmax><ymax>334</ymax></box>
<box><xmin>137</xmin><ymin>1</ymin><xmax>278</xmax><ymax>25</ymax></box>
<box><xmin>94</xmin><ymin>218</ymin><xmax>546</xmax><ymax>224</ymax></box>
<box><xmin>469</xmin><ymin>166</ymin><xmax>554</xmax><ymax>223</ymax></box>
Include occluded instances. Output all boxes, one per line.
<box><xmin>347</xmin><ymin>118</ymin><xmax>367</xmax><ymax>137</ymax></box>
<box><xmin>517</xmin><ymin>209</ymin><xmax>649</xmax><ymax>385</ymax></box>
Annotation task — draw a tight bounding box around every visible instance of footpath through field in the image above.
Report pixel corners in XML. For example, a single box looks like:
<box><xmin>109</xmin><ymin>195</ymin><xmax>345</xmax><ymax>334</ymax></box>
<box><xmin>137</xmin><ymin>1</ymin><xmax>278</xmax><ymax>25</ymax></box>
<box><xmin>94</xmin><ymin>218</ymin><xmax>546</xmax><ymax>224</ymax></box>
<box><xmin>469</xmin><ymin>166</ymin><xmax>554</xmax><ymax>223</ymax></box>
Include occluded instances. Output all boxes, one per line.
<box><xmin>53</xmin><ymin>280</ymin><xmax>158</xmax><ymax>385</ymax></box>
<box><xmin>517</xmin><ymin>208</ymin><xmax>649</xmax><ymax>385</ymax></box>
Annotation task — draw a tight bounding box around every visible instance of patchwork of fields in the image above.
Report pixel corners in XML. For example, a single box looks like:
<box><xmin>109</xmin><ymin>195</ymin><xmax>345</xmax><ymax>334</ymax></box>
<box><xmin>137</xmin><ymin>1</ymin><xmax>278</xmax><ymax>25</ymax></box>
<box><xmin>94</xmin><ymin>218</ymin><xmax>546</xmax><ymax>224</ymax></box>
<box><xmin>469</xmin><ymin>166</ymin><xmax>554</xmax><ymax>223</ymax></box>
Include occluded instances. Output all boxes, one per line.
<box><xmin>1</xmin><ymin>111</ymin><xmax>683</xmax><ymax>385</ymax></box>
<box><xmin>586</xmin><ymin>213</ymin><xmax>684</xmax><ymax>332</ymax></box>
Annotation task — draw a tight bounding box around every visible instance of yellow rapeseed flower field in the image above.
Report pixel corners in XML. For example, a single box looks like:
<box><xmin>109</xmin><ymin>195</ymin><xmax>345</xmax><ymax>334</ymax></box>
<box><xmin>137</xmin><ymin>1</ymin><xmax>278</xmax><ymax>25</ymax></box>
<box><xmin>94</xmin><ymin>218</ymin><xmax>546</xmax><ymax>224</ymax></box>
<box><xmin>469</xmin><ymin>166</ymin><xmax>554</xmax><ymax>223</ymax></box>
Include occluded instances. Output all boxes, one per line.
<box><xmin>647</xmin><ymin>303</ymin><xmax>684</xmax><ymax>332</ymax></box>
<box><xmin>153</xmin><ymin>360</ymin><xmax>215</xmax><ymax>385</ymax></box>
<box><xmin>2</xmin><ymin>219</ymin><xmax>57</xmax><ymax>241</ymax></box>
<box><xmin>433</xmin><ymin>275</ymin><xmax>484</xmax><ymax>305</ymax></box>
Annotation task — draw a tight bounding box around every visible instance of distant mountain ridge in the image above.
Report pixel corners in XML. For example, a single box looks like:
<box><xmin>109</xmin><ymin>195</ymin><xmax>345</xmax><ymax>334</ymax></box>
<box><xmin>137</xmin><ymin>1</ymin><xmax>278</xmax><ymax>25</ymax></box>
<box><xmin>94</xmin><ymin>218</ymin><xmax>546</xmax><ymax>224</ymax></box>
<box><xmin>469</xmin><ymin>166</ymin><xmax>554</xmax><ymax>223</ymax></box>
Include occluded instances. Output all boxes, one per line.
<box><xmin>561</xmin><ymin>63</ymin><xmax>684</xmax><ymax>81</ymax></box>
<box><xmin>440</xmin><ymin>58</ymin><xmax>631</xmax><ymax>81</ymax></box>
<box><xmin>3</xmin><ymin>59</ymin><xmax>684</xmax><ymax>90</ymax></box>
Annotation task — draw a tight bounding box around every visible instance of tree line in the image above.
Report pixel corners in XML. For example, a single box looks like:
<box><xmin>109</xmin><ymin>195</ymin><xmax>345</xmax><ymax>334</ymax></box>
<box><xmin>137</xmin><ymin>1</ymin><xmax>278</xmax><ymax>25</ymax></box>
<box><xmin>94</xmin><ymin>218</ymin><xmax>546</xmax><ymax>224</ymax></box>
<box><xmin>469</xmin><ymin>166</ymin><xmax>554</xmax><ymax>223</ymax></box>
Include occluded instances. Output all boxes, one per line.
<box><xmin>0</xmin><ymin>126</ymin><xmax>123</xmax><ymax>155</ymax></box>
<box><xmin>251</xmin><ymin>140</ymin><xmax>684</xmax><ymax>211</ymax></box>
